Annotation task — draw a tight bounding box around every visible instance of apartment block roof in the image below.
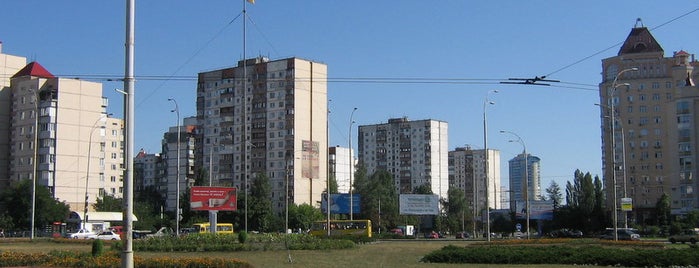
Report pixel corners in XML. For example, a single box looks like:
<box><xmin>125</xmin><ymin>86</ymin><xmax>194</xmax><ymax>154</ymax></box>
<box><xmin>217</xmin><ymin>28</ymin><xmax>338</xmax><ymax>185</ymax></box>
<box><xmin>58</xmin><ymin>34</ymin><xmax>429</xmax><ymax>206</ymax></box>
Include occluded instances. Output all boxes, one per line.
<box><xmin>12</xmin><ymin>61</ymin><xmax>55</xmax><ymax>79</ymax></box>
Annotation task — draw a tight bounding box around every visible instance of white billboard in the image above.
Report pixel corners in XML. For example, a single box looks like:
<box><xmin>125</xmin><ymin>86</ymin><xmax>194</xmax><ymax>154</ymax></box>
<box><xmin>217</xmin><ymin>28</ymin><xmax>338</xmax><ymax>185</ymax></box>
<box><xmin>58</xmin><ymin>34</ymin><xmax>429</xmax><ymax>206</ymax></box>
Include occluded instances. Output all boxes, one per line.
<box><xmin>399</xmin><ymin>194</ymin><xmax>439</xmax><ymax>215</ymax></box>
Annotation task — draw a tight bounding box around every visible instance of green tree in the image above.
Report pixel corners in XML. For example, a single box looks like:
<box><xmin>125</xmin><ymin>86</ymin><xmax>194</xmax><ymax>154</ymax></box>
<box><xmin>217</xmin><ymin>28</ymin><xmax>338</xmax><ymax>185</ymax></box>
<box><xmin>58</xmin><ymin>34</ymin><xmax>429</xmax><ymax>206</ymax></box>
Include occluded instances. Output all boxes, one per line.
<box><xmin>288</xmin><ymin>203</ymin><xmax>323</xmax><ymax>232</ymax></box>
<box><xmin>413</xmin><ymin>183</ymin><xmax>433</xmax><ymax>194</ymax></box>
<box><xmin>545</xmin><ymin>181</ymin><xmax>563</xmax><ymax>209</ymax></box>
<box><xmin>656</xmin><ymin>193</ymin><xmax>671</xmax><ymax>226</ymax></box>
<box><xmin>248</xmin><ymin>173</ymin><xmax>275</xmax><ymax>232</ymax></box>
<box><xmin>93</xmin><ymin>194</ymin><xmax>122</xmax><ymax>211</ymax></box>
<box><xmin>0</xmin><ymin>180</ymin><xmax>70</xmax><ymax>230</ymax></box>
<box><xmin>440</xmin><ymin>188</ymin><xmax>469</xmax><ymax>233</ymax></box>
<box><xmin>354</xmin><ymin>169</ymin><xmax>399</xmax><ymax>232</ymax></box>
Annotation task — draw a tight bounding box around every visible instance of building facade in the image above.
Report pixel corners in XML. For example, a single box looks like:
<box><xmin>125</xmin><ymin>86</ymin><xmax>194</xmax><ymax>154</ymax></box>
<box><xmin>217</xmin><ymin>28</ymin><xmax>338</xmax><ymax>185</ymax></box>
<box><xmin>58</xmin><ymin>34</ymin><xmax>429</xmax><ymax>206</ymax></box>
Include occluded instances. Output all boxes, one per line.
<box><xmin>328</xmin><ymin>146</ymin><xmax>353</xmax><ymax>194</ymax></box>
<box><xmin>601</xmin><ymin>22</ymin><xmax>699</xmax><ymax>223</ymax></box>
<box><xmin>162</xmin><ymin>116</ymin><xmax>198</xmax><ymax>211</ymax></box>
<box><xmin>196</xmin><ymin>57</ymin><xmax>328</xmax><ymax>214</ymax></box>
<box><xmin>448</xmin><ymin>147</ymin><xmax>501</xmax><ymax>213</ymax></box>
<box><xmin>357</xmin><ymin>117</ymin><xmax>449</xmax><ymax>201</ymax></box>
<box><xmin>9</xmin><ymin>61</ymin><xmax>123</xmax><ymax>211</ymax></box>
<box><xmin>0</xmin><ymin>43</ymin><xmax>27</xmax><ymax>188</ymax></box>
<box><xmin>506</xmin><ymin>153</ymin><xmax>541</xmax><ymax>212</ymax></box>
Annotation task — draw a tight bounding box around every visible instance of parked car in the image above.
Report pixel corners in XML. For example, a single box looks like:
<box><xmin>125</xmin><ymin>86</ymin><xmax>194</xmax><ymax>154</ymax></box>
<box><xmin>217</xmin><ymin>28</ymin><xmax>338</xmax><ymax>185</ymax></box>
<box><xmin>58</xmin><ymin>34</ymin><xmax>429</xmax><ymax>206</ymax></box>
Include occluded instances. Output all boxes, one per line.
<box><xmin>424</xmin><ymin>231</ymin><xmax>439</xmax><ymax>239</ymax></box>
<box><xmin>599</xmin><ymin>229</ymin><xmax>640</xmax><ymax>240</ymax></box>
<box><xmin>549</xmin><ymin>228</ymin><xmax>583</xmax><ymax>238</ymax></box>
<box><xmin>66</xmin><ymin>229</ymin><xmax>96</xmax><ymax>239</ymax></box>
<box><xmin>455</xmin><ymin>232</ymin><xmax>470</xmax><ymax>239</ymax></box>
<box><xmin>90</xmin><ymin>231</ymin><xmax>121</xmax><ymax>241</ymax></box>
<box><xmin>669</xmin><ymin>229</ymin><xmax>699</xmax><ymax>244</ymax></box>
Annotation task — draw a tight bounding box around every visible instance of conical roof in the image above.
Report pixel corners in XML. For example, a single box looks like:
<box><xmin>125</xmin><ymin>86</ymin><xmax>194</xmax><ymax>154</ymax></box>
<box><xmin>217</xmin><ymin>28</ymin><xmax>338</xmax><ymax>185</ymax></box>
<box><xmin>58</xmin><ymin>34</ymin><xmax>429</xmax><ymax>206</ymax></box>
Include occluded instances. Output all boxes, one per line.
<box><xmin>12</xmin><ymin>61</ymin><xmax>55</xmax><ymax>79</ymax></box>
<box><xmin>618</xmin><ymin>27</ymin><xmax>663</xmax><ymax>55</ymax></box>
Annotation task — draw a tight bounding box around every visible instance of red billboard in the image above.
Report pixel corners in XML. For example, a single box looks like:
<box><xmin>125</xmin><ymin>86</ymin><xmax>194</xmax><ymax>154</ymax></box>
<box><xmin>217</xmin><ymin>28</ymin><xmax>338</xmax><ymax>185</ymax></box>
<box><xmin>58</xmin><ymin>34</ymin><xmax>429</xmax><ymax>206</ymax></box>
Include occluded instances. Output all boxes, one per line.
<box><xmin>189</xmin><ymin>186</ymin><xmax>237</xmax><ymax>211</ymax></box>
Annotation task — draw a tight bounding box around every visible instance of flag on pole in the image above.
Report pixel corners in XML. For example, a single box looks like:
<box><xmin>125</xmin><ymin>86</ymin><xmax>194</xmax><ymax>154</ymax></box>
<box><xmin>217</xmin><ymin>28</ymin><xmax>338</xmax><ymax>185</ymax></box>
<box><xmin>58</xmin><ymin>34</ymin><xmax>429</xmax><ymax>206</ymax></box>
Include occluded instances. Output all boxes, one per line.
<box><xmin>247</xmin><ymin>0</ymin><xmax>255</xmax><ymax>3</ymax></box>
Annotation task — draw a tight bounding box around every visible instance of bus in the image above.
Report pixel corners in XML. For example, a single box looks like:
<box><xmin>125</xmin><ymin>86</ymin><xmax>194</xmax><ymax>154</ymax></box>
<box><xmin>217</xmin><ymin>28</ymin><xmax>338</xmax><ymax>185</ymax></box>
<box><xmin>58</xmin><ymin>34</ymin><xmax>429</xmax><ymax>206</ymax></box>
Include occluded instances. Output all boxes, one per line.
<box><xmin>192</xmin><ymin>223</ymin><xmax>234</xmax><ymax>234</ymax></box>
<box><xmin>309</xmin><ymin>220</ymin><xmax>372</xmax><ymax>238</ymax></box>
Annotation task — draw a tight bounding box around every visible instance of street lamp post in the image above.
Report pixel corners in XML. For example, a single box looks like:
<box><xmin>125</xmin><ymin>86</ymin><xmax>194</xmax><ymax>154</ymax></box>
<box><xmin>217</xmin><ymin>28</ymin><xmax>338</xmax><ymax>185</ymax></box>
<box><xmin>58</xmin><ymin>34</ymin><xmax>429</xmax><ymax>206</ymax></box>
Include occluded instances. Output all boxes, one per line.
<box><xmin>483</xmin><ymin>90</ymin><xmax>497</xmax><ymax>242</ymax></box>
<box><xmin>168</xmin><ymin>98</ymin><xmax>180</xmax><ymax>237</ymax></box>
<box><xmin>500</xmin><ymin>130</ymin><xmax>528</xmax><ymax>239</ymax></box>
<box><xmin>84</xmin><ymin>113</ymin><xmax>111</xmax><ymax>231</ymax></box>
<box><xmin>608</xmin><ymin>67</ymin><xmax>638</xmax><ymax>241</ymax></box>
<box><xmin>27</xmin><ymin>88</ymin><xmax>39</xmax><ymax>240</ymax></box>
<box><xmin>349</xmin><ymin>107</ymin><xmax>357</xmax><ymax>220</ymax></box>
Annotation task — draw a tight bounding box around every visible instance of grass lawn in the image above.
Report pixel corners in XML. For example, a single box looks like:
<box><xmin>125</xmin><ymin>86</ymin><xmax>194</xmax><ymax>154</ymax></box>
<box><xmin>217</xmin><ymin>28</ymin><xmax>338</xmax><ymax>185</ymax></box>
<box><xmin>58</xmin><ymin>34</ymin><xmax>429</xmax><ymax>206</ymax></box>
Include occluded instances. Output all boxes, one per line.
<box><xmin>0</xmin><ymin>238</ymin><xmax>674</xmax><ymax>268</ymax></box>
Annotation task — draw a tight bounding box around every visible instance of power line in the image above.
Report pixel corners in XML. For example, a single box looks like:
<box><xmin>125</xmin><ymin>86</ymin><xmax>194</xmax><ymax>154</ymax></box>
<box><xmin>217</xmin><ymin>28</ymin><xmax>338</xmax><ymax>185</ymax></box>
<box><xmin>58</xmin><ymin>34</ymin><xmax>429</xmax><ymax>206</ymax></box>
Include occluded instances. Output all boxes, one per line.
<box><xmin>545</xmin><ymin>7</ymin><xmax>699</xmax><ymax>77</ymax></box>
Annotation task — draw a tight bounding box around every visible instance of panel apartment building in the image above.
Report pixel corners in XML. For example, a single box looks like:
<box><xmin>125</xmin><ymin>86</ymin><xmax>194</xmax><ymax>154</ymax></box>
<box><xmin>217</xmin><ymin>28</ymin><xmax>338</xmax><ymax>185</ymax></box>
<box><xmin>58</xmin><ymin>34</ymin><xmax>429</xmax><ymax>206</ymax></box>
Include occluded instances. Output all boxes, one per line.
<box><xmin>448</xmin><ymin>147</ymin><xmax>501</xmax><ymax>214</ymax></box>
<box><xmin>600</xmin><ymin>21</ymin><xmax>699</xmax><ymax>223</ymax></box>
<box><xmin>358</xmin><ymin>117</ymin><xmax>449</xmax><ymax>200</ymax></box>
<box><xmin>196</xmin><ymin>57</ymin><xmax>327</xmax><ymax>213</ymax></box>
<box><xmin>0</xmin><ymin>42</ymin><xmax>27</xmax><ymax>188</ymax></box>
<box><xmin>8</xmin><ymin>60</ymin><xmax>123</xmax><ymax>211</ymax></box>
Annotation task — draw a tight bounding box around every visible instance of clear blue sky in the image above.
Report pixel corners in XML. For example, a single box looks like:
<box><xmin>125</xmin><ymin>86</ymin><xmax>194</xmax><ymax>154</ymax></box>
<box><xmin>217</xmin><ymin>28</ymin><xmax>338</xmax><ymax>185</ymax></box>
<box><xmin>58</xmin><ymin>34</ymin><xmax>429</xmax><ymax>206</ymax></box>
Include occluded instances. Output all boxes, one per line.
<box><xmin>3</xmin><ymin>1</ymin><xmax>699</xmax><ymax>193</ymax></box>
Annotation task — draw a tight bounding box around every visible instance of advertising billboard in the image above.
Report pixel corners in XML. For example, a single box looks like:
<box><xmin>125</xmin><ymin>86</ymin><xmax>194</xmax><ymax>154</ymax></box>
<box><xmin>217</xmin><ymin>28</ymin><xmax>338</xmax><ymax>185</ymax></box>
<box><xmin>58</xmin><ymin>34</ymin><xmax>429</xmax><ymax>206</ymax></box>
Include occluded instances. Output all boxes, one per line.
<box><xmin>320</xmin><ymin>193</ymin><xmax>361</xmax><ymax>214</ymax></box>
<box><xmin>189</xmin><ymin>186</ymin><xmax>237</xmax><ymax>211</ymax></box>
<box><xmin>302</xmin><ymin>140</ymin><xmax>320</xmax><ymax>179</ymax></box>
<box><xmin>399</xmin><ymin>194</ymin><xmax>439</xmax><ymax>215</ymax></box>
<box><xmin>515</xmin><ymin>200</ymin><xmax>553</xmax><ymax>220</ymax></box>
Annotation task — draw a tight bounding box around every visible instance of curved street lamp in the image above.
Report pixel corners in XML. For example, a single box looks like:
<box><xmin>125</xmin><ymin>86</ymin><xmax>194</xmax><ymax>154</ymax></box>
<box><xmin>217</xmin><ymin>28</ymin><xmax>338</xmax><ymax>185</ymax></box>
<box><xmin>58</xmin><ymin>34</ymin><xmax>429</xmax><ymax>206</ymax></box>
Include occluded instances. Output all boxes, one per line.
<box><xmin>84</xmin><ymin>113</ymin><xmax>112</xmax><ymax>230</ymax></box>
<box><xmin>483</xmin><ymin>90</ymin><xmax>497</xmax><ymax>241</ymax></box>
<box><xmin>500</xmin><ymin>130</ymin><xmax>528</xmax><ymax>239</ymax></box>
<box><xmin>608</xmin><ymin>67</ymin><xmax>637</xmax><ymax>241</ymax></box>
<box><xmin>168</xmin><ymin>98</ymin><xmax>180</xmax><ymax>236</ymax></box>
<box><xmin>349</xmin><ymin>107</ymin><xmax>357</xmax><ymax>220</ymax></box>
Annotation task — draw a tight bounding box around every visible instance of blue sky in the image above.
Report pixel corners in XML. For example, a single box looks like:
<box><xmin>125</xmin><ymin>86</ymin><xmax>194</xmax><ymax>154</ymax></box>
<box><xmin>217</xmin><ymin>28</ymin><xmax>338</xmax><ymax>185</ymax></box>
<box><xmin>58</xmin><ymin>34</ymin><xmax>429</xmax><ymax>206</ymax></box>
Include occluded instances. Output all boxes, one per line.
<box><xmin>3</xmin><ymin>1</ymin><xmax>699</xmax><ymax>192</ymax></box>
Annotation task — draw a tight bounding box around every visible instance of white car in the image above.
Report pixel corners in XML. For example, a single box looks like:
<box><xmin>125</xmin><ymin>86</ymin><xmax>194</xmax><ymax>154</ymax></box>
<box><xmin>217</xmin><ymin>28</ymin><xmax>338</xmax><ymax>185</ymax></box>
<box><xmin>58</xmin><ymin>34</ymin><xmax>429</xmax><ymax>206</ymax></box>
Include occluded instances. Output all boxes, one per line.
<box><xmin>90</xmin><ymin>230</ymin><xmax>121</xmax><ymax>240</ymax></box>
<box><xmin>66</xmin><ymin>229</ymin><xmax>96</xmax><ymax>239</ymax></box>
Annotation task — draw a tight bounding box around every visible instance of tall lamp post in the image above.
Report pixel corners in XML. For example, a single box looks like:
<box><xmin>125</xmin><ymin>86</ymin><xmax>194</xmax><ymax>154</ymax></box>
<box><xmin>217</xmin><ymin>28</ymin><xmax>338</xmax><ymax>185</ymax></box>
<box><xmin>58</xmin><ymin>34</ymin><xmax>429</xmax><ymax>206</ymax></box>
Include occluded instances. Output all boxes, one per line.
<box><xmin>608</xmin><ymin>67</ymin><xmax>638</xmax><ymax>241</ymax></box>
<box><xmin>27</xmin><ymin>88</ymin><xmax>39</xmax><ymax>240</ymax></box>
<box><xmin>349</xmin><ymin>107</ymin><xmax>357</xmax><ymax>220</ymax></box>
<box><xmin>84</xmin><ymin>113</ymin><xmax>112</xmax><ymax>230</ymax></box>
<box><xmin>168</xmin><ymin>98</ymin><xmax>180</xmax><ymax>237</ymax></box>
<box><xmin>500</xmin><ymin>130</ymin><xmax>528</xmax><ymax>239</ymax></box>
<box><xmin>483</xmin><ymin>90</ymin><xmax>497</xmax><ymax>242</ymax></box>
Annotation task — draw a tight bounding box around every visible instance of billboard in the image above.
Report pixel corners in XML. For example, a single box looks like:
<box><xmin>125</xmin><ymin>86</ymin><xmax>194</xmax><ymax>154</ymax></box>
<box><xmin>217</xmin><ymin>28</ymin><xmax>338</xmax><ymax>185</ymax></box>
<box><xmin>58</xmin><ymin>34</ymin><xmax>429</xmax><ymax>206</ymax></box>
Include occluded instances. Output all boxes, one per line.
<box><xmin>515</xmin><ymin>200</ymin><xmax>553</xmax><ymax>220</ymax></box>
<box><xmin>621</xmin><ymin>198</ymin><xmax>633</xmax><ymax>211</ymax></box>
<box><xmin>302</xmin><ymin>140</ymin><xmax>320</xmax><ymax>178</ymax></box>
<box><xmin>320</xmin><ymin>193</ymin><xmax>361</xmax><ymax>214</ymax></box>
<box><xmin>189</xmin><ymin>186</ymin><xmax>237</xmax><ymax>211</ymax></box>
<box><xmin>399</xmin><ymin>194</ymin><xmax>439</xmax><ymax>215</ymax></box>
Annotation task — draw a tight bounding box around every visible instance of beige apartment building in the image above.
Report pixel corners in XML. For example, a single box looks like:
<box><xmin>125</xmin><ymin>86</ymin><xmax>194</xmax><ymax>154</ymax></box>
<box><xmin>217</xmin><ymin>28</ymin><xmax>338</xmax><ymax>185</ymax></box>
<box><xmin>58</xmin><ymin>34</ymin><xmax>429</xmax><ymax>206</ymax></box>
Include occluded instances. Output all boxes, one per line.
<box><xmin>600</xmin><ymin>22</ymin><xmax>699</xmax><ymax>224</ymax></box>
<box><xmin>0</xmin><ymin>42</ymin><xmax>28</xmax><ymax>187</ymax></box>
<box><xmin>197</xmin><ymin>57</ymin><xmax>328</xmax><ymax>214</ymax></box>
<box><xmin>358</xmin><ymin>117</ymin><xmax>450</xmax><ymax>201</ymax></box>
<box><xmin>449</xmin><ymin>147</ymin><xmax>501</xmax><ymax>212</ymax></box>
<box><xmin>9</xmin><ymin>61</ymin><xmax>123</xmax><ymax>211</ymax></box>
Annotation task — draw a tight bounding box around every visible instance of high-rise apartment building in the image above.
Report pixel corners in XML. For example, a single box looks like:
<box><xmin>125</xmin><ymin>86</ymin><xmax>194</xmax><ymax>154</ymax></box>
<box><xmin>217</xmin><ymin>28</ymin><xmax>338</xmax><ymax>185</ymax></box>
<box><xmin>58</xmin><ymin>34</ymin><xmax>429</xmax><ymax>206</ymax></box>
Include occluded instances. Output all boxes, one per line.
<box><xmin>448</xmin><ymin>147</ymin><xmax>501</xmax><ymax>213</ymax></box>
<box><xmin>506</xmin><ymin>153</ymin><xmax>541</xmax><ymax>212</ymax></box>
<box><xmin>357</xmin><ymin>117</ymin><xmax>449</xmax><ymax>200</ymax></box>
<box><xmin>9</xmin><ymin>61</ymin><xmax>123</xmax><ymax>211</ymax></box>
<box><xmin>162</xmin><ymin>116</ymin><xmax>197</xmax><ymax>211</ymax></box>
<box><xmin>196</xmin><ymin>57</ymin><xmax>327</xmax><ymax>214</ymax></box>
<box><xmin>0</xmin><ymin>42</ymin><xmax>27</xmax><ymax>188</ymax></box>
<box><xmin>134</xmin><ymin>149</ymin><xmax>162</xmax><ymax>193</ymax></box>
<box><xmin>328</xmin><ymin>146</ymin><xmax>353</xmax><ymax>194</ymax></box>
<box><xmin>601</xmin><ymin>21</ymin><xmax>699</xmax><ymax>222</ymax></box>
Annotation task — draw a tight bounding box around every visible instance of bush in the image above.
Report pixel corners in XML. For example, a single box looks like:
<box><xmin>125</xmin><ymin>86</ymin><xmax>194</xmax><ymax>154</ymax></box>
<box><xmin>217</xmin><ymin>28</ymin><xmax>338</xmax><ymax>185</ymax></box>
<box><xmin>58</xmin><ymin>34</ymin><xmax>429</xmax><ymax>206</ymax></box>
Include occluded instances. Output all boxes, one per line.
<box><xmin>421</xmin><ymin>244</ymin><xmax>699</xmax><ymax>266</ymax></box>
<box><xmin>0</xmin><ymin>251</ymin><xmax>252</xmax><ymax>267</ymax></box>
<box><xmin>91</xmin><ymin>239</ymin><xmax>105</xmax><ymax>257</ymax></box>
<box><xmin>238</xmin><ymin>231</ymin><xmax>248</xmax><ymax>244</ymax></box>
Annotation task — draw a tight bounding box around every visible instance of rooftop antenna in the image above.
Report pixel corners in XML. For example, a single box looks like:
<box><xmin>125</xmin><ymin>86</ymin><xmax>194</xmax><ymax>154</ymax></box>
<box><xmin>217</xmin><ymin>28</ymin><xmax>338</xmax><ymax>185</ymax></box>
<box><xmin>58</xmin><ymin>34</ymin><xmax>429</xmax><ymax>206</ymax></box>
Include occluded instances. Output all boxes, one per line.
<box><xmin>635</xmin><ymin>18</ymin><xmax>644</xmax><ymax>28</ymax></box>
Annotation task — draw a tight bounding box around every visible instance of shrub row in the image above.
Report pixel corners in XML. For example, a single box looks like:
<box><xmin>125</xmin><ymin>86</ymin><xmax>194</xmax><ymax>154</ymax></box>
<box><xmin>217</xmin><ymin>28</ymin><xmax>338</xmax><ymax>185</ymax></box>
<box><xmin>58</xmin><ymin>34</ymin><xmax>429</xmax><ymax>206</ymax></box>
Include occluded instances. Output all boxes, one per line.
<box><xmin>421</xmin><ymin>244</ymin><xmax>699</xmax><ymax>267</ymax></box>
<box><xmin>0</xmin><ymin>251</ymin><xmax>252</xmax><ymax>268</ymax></box>
<box><xmin>132</xmin><ymin>233</ymin><xmax>356</xmax><ymax>252</ymax></box>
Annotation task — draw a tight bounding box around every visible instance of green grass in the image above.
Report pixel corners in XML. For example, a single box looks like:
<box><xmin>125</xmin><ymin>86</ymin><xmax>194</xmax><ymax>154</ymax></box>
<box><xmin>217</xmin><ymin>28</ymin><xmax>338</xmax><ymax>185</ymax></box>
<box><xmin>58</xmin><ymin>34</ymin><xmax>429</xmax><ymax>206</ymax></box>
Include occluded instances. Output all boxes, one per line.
<box><xmin>0</xmin><ymin>238</ymin><xmax>679</xmax><ymax>268</ymax></box>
